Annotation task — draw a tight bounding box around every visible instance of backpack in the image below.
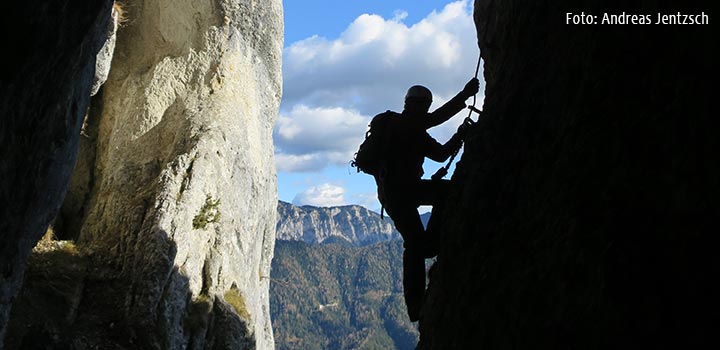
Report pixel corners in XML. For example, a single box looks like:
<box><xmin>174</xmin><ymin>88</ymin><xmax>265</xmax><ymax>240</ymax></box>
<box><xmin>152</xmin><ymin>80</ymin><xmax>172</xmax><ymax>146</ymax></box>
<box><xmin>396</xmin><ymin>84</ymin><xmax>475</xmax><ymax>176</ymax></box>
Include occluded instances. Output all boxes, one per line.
<box><xmin>350</xmin><ymin>111</ymin><xmax>398</xmax><ymax>177</ymax></box>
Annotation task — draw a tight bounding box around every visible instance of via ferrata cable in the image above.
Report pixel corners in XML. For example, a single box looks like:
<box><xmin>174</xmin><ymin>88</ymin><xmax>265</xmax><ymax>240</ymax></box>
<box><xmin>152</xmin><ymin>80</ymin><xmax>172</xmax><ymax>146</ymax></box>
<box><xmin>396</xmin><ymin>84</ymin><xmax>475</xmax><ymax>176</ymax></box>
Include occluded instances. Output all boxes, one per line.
<box><xmin>431</xmin><ymin>53</ymin><xmax>483</xmax><ymax>181</ymax></box>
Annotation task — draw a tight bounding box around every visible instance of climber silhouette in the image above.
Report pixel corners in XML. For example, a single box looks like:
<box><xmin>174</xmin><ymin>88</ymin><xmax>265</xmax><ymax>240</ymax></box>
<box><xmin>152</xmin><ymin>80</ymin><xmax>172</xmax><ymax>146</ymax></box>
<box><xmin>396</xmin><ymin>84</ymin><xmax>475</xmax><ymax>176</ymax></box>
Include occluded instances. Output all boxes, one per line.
<box><xmin>375</xmin><ymin>78</ymin><xmax>479</xmax><ymax>321</ymax></box>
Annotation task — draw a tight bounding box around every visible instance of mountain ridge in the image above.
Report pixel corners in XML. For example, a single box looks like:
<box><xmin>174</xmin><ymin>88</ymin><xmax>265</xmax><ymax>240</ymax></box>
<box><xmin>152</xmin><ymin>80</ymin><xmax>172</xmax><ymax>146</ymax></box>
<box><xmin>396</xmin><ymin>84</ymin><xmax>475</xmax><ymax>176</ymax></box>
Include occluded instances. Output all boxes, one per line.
<box><xmin>276</xmin><ymin>201</ymin><xmax>403</xmax><ymax>246</ymax></box>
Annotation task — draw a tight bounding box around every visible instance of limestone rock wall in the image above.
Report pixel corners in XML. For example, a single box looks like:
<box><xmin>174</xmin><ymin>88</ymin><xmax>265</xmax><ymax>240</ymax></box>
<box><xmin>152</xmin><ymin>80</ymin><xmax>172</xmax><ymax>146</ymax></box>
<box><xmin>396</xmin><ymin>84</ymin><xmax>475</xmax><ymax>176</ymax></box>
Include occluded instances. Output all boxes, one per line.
<box><xmin>91</xmin><ymin>4</ymin><xmax>121</xmax><ymax>96</ymax></box>
<box><xmin>420</xmin><ymin>0</ymin><xmax>716</xmax><ymax>349</ymax></box>
<box><xmin>5</xmin><ymin>0</ymin><xmax>283</xmax><ymax>349</ymax></box>
<box><xmin>73</xmin><ymin>0</ymin><xmax>282</xmax><ymax>348</ymax></box>
<box><xmin>0</xmin><ymin>0</ymin><xmax>114</xmax><ymax>341</ymax></box>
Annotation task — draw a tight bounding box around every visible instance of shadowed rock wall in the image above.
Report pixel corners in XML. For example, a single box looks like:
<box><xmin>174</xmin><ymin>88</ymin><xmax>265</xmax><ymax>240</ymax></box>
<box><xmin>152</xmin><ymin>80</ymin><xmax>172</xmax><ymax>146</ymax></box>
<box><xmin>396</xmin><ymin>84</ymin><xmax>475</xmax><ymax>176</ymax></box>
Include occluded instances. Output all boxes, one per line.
<box><xmin>0</xmin><ymin>0</ymin><xmax>113</xmax><ymax>340</ymax></box>
<box><xmin>420</xmin><ymin>0</ymin><xmax>716</xmax><ymax>349</ymax></box>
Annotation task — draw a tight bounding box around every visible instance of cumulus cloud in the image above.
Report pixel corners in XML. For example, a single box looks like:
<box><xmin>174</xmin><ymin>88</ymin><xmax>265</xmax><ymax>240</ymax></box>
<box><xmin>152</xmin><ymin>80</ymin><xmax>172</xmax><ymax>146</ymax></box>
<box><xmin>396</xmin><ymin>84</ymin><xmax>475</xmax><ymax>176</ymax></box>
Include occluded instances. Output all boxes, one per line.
<box><xmin>276</xmin><ymin>0</ymin><xmax>481</xmax><ymax>173</ymax></box>
<box><xmin>293</xmin><ymin>183</ymin><xmax>347</xmax><ymax>207</ymax></box>
<box><xmin>275</xmin><ymin>105</ymin><xmax>369</xmax><ymax>171</ymax></box>
<box><xmin>275</xmin><ymin>153</ymin><xmax>326</xmax><ymax>173</ymax></box>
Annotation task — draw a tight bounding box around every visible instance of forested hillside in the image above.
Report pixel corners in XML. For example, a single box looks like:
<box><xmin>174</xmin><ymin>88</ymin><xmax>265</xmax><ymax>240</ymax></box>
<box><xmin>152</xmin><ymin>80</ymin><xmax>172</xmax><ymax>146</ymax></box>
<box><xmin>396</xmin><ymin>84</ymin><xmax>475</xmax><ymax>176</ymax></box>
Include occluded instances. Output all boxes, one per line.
<box><xmin>270</xmin><ymin>240</ymin><xmax>418</xmax><ymax>350</ymax></box>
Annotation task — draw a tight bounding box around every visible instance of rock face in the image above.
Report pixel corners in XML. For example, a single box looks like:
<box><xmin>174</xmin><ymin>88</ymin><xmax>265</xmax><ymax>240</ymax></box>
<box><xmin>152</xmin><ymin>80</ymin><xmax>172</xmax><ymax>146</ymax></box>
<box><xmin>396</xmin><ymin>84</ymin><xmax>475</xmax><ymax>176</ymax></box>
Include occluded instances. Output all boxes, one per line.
<box><xmin>7</xmin><ymin>0</ymin><xmax>283</xmax><ymax>349</ymax></box>
<box><xmin>420</xmin><ymin>1</ymin><xmax>716</xmax><ymax>349</ymax></box>
<box><xmin>79</xmin><ymin>0</ymin><xmax>282</xmax><ymax>348</ymax></box>
<box><xmin>90</xmin><ymin>4</ymin><xmax>120</xmax><ymax>96</ymax></box>
<box><xmin>0</xmin><ymin>0</ymin><xmax>114</xmax><ymax>341</ymax></box>
<box><xmin>277</xmin><ymin>201</ymin><xmax>400</xmax><ymax>246</ymax></box>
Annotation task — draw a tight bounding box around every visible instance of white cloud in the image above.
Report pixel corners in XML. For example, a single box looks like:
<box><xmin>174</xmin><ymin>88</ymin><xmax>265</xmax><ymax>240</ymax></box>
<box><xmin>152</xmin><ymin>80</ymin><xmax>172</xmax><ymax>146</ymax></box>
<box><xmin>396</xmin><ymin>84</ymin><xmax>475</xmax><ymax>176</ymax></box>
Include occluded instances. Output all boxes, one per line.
<box><xmin>274</xmin><ymin>105</ymin><xmax>370</xmax><ymax>171</ymax></box>
<box><xmin>276</xmin><ymin>0</ymin><xmax>482</xmax><ymax>173</ymax></box>
<box><xmin>293</xmin><ymin>183</ymin><xmax>347</xmax><ymax>207</ymax></box>
<box><xmin>275</xmin><ymin>153</ymin><xmax>326</xmax><ymax>173</ymax></box>
<box><xmin>276</xmin><ymin>104</ymin><xmax>368</xmax><ymax>155</ymax></box>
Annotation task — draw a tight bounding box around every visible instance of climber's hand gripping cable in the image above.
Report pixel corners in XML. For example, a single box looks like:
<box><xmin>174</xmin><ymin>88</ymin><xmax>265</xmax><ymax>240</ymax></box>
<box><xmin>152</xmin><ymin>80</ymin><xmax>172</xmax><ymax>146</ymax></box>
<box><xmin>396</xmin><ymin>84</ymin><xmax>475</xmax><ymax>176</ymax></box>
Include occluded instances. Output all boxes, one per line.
<box><xmin>431</xmin><ymin>54</ymin><xmax>483</xmax><ymax>181</ymax></box>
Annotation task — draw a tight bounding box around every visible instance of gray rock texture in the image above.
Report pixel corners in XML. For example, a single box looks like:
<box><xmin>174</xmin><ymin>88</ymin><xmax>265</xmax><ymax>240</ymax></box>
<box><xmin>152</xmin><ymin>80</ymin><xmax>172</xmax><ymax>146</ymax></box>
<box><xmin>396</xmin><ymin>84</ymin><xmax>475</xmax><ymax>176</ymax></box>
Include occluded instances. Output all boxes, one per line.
<box><xmin>0</xmin><ymin>0</ymin><xmax>114</xmax><ymax>342</ymax></box>
<box><xmin>80</xmin><ymin>0</ymin><xmax>282</xmax><ymax>348</ymax></box>
<box><xmin>419</xmin><ymin>0</ymin><xmax>716</xmax><ymax>349</ymax></box>
<box><xmin>277</xmin><ymin>201</ymin><xmax>400</xmax><ymax>246</ymax></box>
<box><xmin>90</xmin><ymin>4</ymin><xmax>120</xmax><ymax>96</ymax></box>
<box><xmin>6</xmin><ymin>0</ymin><xmax>283</xmax><ymax>349</ymax></box>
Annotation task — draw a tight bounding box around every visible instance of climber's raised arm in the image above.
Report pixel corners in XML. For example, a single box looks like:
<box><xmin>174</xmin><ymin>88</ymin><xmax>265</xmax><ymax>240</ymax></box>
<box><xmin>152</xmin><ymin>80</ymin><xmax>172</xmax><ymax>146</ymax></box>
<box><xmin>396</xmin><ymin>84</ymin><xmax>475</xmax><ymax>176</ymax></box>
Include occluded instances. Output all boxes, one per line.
<box><xmin>423</xmin><ymin>77</ymin><xmax>480</xmax><ymax>129</ymax></box>
<box><xmin>425</xmin><ymin>134</ymin><xmax>462</xmax><ymax>163</ymax></box>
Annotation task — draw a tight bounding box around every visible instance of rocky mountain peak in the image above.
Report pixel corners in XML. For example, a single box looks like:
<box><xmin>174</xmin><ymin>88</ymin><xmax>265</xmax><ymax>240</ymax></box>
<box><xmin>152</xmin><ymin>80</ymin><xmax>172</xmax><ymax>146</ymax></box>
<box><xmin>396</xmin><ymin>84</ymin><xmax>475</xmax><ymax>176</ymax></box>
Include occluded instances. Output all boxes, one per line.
<box><xmin>276</xmin><ymin>201</ymin><xmax>401</xmax><ymax>246</ymax></box>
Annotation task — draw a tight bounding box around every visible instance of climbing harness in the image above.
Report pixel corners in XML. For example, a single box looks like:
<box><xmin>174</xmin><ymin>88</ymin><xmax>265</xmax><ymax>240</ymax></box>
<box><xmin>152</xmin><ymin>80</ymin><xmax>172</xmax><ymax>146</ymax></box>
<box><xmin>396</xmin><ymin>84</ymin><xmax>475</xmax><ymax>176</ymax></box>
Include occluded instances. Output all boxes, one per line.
<box><xmin>431</xmin><ymin>52</ymin><xmax>483</xmax><ymax>181</ymax></box>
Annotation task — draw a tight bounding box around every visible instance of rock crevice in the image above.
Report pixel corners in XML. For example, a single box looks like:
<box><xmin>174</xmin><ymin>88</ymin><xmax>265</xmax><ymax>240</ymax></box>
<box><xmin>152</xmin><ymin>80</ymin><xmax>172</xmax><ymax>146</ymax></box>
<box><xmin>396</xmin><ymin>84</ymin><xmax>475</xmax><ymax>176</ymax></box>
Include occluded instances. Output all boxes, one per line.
<box><xmin>0</xmin><ymin>0</ymin><xmax>115</xmax><ymax>341</ymax></box>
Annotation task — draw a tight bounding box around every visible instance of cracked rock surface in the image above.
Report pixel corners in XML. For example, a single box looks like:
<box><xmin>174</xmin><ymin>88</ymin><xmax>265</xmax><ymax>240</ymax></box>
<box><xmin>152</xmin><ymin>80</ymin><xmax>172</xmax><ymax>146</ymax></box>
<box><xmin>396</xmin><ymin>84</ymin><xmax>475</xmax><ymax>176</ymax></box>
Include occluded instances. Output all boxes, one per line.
<box><xmin>6</xmin><ymin>0</ymin><xmax>283</xmax><ymax>349</ymax></box>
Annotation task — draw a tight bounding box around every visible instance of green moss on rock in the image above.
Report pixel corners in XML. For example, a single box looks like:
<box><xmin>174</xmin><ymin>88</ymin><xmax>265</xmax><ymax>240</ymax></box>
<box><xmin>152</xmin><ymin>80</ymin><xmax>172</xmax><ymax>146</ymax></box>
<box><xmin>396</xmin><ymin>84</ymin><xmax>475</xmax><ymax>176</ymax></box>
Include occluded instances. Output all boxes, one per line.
<box><xmin>193</xmin><ymin>194</ymin><xmax>221</xmax><ymax>229</ymax></box>
<box><xmin>224</xmin><ymin>286</ymin><xmax>251</xmax><ymax>320</ymax></box>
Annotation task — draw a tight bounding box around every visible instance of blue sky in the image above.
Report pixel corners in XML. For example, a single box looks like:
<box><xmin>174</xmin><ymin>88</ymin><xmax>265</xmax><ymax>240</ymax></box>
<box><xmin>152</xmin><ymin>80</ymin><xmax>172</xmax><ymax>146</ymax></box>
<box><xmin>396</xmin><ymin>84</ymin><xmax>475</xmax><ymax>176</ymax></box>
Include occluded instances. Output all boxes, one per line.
<box><xmin>284</xmin><ymin>1</ymin><xmax>470</xmax><ymax>43</ymax></box>
<box><xmin>277</xmin><ymin>0</ymin><xmax>485</xmax><ymax>211</ymax></box>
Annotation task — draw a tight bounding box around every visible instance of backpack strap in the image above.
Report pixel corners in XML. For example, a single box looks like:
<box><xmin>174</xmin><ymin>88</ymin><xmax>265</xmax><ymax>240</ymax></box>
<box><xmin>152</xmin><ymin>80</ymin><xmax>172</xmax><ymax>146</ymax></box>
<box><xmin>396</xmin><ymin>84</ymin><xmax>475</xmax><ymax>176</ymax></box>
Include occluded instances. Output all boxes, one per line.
<box><xmin>374</xmin><ymin>170</ymin><xmax>388</xmax><ymax>220</ymax></box>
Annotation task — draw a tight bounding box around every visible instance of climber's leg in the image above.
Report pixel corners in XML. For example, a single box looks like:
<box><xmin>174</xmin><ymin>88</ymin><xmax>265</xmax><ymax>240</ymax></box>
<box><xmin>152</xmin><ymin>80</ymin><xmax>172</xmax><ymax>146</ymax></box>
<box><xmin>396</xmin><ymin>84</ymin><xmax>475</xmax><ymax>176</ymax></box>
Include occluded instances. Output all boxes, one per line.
<box><xmin>416</xmin><ymin>180</ymin><xmax>451</xmax><ymax>258</ymax></box>
<box><xmin>384</xmin><ymin>200</ymin><xmax>426</xmax><ymax>322</ymax></box>
<box><xmin>402</xmin><ymin>246</ymin><xmax>425</xmax><ymax>322</ymax></box>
